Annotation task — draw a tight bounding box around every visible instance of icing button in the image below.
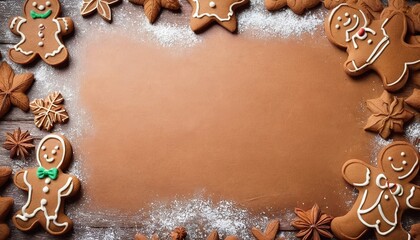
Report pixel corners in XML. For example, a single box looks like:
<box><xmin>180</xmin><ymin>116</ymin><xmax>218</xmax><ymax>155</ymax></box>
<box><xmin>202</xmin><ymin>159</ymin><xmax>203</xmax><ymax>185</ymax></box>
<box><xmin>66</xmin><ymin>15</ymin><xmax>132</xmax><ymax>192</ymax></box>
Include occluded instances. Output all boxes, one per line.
<box><xmin>403</xmin><ymin>160</ymin><xmax>407</xmax><ymax>165</ymax></box>
<box><xmin>401</xmin><ymin>152</ymin><xmax>406</xmax><ymax>157</ymax></box>
<box><xmin>45</xmin><ymin>178</ymin><xmax>51</xmax><ymax>184</ymax></box>
<box><xmin>38</xmin><ymin>42</ymin><xmax>44</xmax><ymax>47</ymax></box>
<box><xmin>209</xmin><ymin>1</ymin><xmax>216</xmax><ymax>8</ymax></box>
<box><xmin>41</xmin><ymin>199</ymin><xmax>47</xmax><ymax>205</ymax></box>
<box><xmin>388</xmin><ymin>157</ymin><xmax>393</xmax><ymax>161</ymax></box>
<box><xmin>43</xmin><ymin>186</ymin><xmax>49</xmax><ymax>193</ymax></box>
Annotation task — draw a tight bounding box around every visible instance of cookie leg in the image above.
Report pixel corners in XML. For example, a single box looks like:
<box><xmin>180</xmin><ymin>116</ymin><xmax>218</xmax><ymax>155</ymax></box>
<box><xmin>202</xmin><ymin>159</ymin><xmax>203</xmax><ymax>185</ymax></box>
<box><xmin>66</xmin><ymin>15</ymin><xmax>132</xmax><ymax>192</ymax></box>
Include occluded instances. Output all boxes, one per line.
<box><xmin>12</xmin><ymin>211</ymin><xmax>40</xmax><ymax>232</ymax></box>
<box><xmin>42</xmin><ymin>48</ymin><xmax>69</xmax><ymax>67</ymax></box>
<box><xmin>46</xmin><ymin>215</ymin><xmax>73</xmax><ymax>235</ymax></box>
<box><xmin>375</xmin><ymin>227</ymin><xmax>411</xmax><ymax>240</ymax></box>
<box><xmin>331</xmin><ymin>214</ymin><xmax>368</xmax><ymax>240</ymax></box>
<box><xmin>219</xmin><ymin>16</ymin><xmax>238</xmax><ymax>33</ymax></box>
<box><xmin>0</xmin><ymin>223</ymin><xmax>10</xmax><ymax>240</ymax></box>
<box><xmin>8</xmin><ymin>48</ymin><xmax>36</xmax><ymax>65</ymax></box>
<box><xmin>378</xmin><ymin>64</ymin><xmax>408</xmax><ymax>92</ymax></box>
<box><xmin>265</xmin><ymin>0</ymin><xmax>287</xmax><ymax>11</ymax></box>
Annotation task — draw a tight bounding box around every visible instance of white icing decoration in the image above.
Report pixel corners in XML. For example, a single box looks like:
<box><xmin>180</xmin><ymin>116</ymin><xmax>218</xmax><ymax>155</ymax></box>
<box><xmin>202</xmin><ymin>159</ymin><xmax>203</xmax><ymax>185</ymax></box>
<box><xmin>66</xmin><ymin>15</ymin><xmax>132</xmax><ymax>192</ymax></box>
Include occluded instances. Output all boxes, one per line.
<box><xmin>398</xmin><ymin>159</ymin><xmax>418</xmax><ymax>180</ymax></box>
<box><xmin>343</xmin><ymin>18</ymin><xmax>352</xmax><ymax>27</ymax></box>
<box><xmin>55</xmin><ymin>146</ymin><xmax>59</xmax><ymax>150</ymax></box>
<box><xmin>357</xmin><ymin>188</ymin><xmax>399</xmax><ymax>236</ymax></box>
<box><xmin>45</xmin><ymin>19</ymin><xmax>65</xmax><ymax>59</ymax></box>
<box><xmin>16</xmin><ymin>171</ymin><xmax>74</xmax><ymax>234</ymax></box>
<box><xmin>403</xmin><ymin>161</ymin><xmax>407</xmax><ymax>165</ymax></box>
<box><xmin>11</xmin><ymin>17</ymin><xmax>34</xmax><ymax>56</ymax></box>
<box><xmin>192</xmin><ymin>0</ymin><xmax>246</xmax><ymax>22</ymax></box>
<box><xmin>335</xmin><ymin>24</ymin><xmax>340</xmax><ymax>29</ymax></box>
<box><xmin>354</xmin><ymin>168</ymin><xmax>370</xmax><ymax>187</ymax></box>
<box><xmin>337</xmin><ymin>16</ymin><xmax>342</xmax><ymax>21</ymax></box>
<box><xmin>37</xmin><ymin>135</ymin><xmax>67</xmax><ymax>169</ymax></box>
<box><xmin>401</xmin><ymin>152</ymin><xmax>406</xmax><ymax>157</ymax></box>
<box><xmin>59</xmin><ymin>17</ymin><xmax>69</xmax><ymax>31</ymax></box>
<box><xmin>406</xmin><ymin>186</ymin><xmax>420</xmax><ymax>210</ymax></box>
<box><xmin>345</xmin><ymin>12</ymin><xmax>349</xmax><ymax>17</ymax></box>
<box><xmin>38</xmin><ymin>32</ymin><xmax>44</xmax><ymax>38</ymax></box>
<box><xmin>209</xmin><ymin>1</ymin><xmax>216</xmax><ymax>8</ymax></box>
<box><xmin>391</xmin><ymin>163</ymin><xmax>404</xmax><ymax>172</ymax></box>
<box><xmin>37</xmin><ymin>5</ymin><xmax>45</xmax><ymax>11</ymax></box>
<box><xmin>368</xmin><ymin>39</ymin><xmax>372</xmax><ymax>45</ymax></box>
<box><xmin>46</xmin><ymin>1</ymin><xmax>51</xmax><ymax>7</ymax></box>
<box><xmin>384</xmin><ymin>194</ymin><xmax>389</xmax><ymax>200</ymax></box>
<box><xmin>45</xmin><ymin>178</ymin><xmax>51</xmax><ymax>184</ymax></box>
<box><xmin>388</xmin><ymin>156</ymin><xmax>393</xmax><ymax>161</ymax></box>
<box><xmin>32</xmin><ymin>2</ymin><xmax>37</xmax><ymax>7</ymax></box>
<box><xmin>38</xmin><ymin>42</ymin><xmax>44</xmax><ymax>47</ymax></box>
<box><xmin>52</xmin><ymin>150</ymin><xmax>57</xmax><ymax>155</ymax></box>
<box><xmin>43</xmin><ymin>186</ymin><xmax>49</xmax><ymax>193</ymax></box>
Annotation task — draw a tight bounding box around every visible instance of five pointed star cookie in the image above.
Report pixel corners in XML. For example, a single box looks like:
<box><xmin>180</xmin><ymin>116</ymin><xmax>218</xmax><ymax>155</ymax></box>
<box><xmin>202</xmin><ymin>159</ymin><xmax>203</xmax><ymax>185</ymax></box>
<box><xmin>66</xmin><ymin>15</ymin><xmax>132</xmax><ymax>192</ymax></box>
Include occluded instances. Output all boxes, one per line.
<box><xmin>0</xmin><ymin>61</ymin><xmax>34</xmax><ymax>119</ymax></box>
<box><xmin>187</xmin><ymin>0</ymin><xmax>249</xmax><ymax>33</ymax></box>
<box><xmin>130</xmin><ymin>0</ymin><xmax>180</xmax><ymax>23</ymax></box>
<box><xmin>81</xmin><ymin>0</ymin><xmax>121</xmax><ymax>22</ymax></box>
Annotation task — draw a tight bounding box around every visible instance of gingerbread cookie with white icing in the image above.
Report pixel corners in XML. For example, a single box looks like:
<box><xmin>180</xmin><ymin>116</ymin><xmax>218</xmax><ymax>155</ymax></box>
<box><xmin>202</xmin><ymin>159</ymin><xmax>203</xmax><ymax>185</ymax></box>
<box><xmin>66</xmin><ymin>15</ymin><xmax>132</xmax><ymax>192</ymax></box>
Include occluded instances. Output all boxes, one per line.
<box><xmin>325</xmin><ymin>4</ymin><xmax>420</xmax><ymax>92</ymax></box>
<box><xmin>187</xmin><ymin>0</ymin><xmax>249</xmax><ymax>33</ymax></box>
<box><xmin>331</xmin><ymin>141</ymin><xmax>420</xmax><ymax>240</ymax></box>
<box><xmin>13</xmin><ymin>134</ymin><xmax>80</xmax><ymax>235</ymax></box>
<box><xmin>9</xmin><ymin>0</ymin><xmax>74</xmax><ymax>66</ymax></box>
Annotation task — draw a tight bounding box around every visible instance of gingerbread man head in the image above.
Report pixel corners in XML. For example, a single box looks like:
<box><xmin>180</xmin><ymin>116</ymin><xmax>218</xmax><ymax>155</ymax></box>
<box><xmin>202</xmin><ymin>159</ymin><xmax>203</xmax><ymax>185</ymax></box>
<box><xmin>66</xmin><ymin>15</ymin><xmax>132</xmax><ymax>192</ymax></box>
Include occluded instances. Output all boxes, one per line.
<box><xmin>378</xmin><ymin>141</ymin><xmax>419</xmax><ymax>184</ymax></box>
<box><xmin>325</xmin><ymin>4</ymin><xmax>370</xmax><ymax>48</ymax></box>
<box><xmin>24</xmin><ymin>0</ymin><xmax>61</xmax><ymax>20</ymax></box>
<box><xmin>36</xmin><ymin>134</ymin><xmax>72</xmax><ymax>171</ymax></box>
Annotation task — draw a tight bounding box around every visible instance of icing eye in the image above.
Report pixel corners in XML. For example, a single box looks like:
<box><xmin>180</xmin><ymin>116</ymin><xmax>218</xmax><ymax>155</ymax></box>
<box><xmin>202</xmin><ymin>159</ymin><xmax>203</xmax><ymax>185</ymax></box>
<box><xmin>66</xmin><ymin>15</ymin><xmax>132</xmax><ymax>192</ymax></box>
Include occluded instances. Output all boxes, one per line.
<box><xmin>345</xmin><ymin>12</ymin><xmax>349</xmax><ymax>17</ymax></box>
<box><xmin>335</xmin><ymin>24</ymin><xmax>340</xmax><ymax>29</ymax></box>
<box><xmin>353</xmin><ymin>14</ymin><xmax>357</xmax><ymax>18</ymax></box>
<box><xmin>55</xmin><ymin>146</ymin><xmax>59</xmax><ymax>150</ymax></box>
<box><xmin>337</xmin><ymin>16</ymin><xmax>342</xmax><ymax>21</ymax></box>
<box><xmin>52</xmin><ymin>150</ymin><xmax>57</xmax><ymax>155</ymax></box>
<box><xmin>43</xmin><ymin>154</ymin><xmax>48</xmax><ymax>159</ymax></box>
<box><xmin>403</xmin><ymin>160</ymin><xmax>407</xmax><ymax>165</ymax></box>
<box><xmin>32</xmin><ymin>2</ymin><xmax>37</xmax><ymax>7</ymax></box>
<box><xmin>41</xmin><ymin>146</ymin><xmax>46</xmax><ymax>151</ymax></box>
<box><xmin>46</xmin><ymin>1</ymin><xmax>51</xmax><ymax>6</ymax></box>
<box><xmin>401</xmin><ymin>152</ymin><xmax>406</xmax><ymax>157</ymax></box>
<box><xmin>388</xmin><ymin>157</ymin><xmax>393</xmax><ymax>161</ymax></box>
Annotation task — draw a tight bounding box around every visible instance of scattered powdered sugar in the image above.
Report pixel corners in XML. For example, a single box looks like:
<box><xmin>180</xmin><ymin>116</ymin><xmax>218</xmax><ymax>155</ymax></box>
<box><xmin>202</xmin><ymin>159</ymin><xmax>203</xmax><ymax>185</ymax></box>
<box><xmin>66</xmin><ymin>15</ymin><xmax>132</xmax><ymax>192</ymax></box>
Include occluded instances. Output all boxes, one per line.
<box><xmin>239</xmin><ymin>2</ymin><xmax>326</xmax><ymax>39</ymax></box>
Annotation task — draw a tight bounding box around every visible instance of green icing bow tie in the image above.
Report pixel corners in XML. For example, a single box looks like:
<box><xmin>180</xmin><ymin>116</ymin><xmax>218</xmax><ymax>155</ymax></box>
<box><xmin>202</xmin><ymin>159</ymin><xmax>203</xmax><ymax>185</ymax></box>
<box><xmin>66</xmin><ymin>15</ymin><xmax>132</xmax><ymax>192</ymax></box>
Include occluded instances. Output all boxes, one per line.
<box><xmin>30</xmin><ymin>10</ymin><xmax>52</xmax><ymax>19</ymax></box>
<box><xmin>37</xmin><ymin>167</ymin><xmax>58</xmax><ymax>180</ymax></box>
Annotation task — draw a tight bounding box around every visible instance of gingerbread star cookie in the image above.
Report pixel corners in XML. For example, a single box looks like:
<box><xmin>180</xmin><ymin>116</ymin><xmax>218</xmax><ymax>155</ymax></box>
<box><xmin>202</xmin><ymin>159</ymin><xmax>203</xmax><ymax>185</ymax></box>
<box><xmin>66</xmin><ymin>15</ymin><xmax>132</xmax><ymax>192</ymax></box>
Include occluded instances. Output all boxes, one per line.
<box><xmin>265</xmin><ymin>0</ymin><xmax>321</xmax><ymax>15</ymax></box>
<box><xmin>130</xmin><ymin>0</ymin><xmax>180</xmax><ymax>24</ymax></box>
<box><xmin>331</xmin><ymin>141</ymin><xmax>420</xmax><ymax>240</ymax></box>
<box><xmin>81</xmin><ymin>0</ymin><xmax>121</xmax><ymax>22</ymax></box>
<box><xmin>187</xmin><ymin>0</ymin><xmax>249</xmax><ymax>33</ymax></box>
<box><xmin>13</xmin><ymin>134</ymin><xmax>80</xmax><ymax>235</ymax></box>
<box><xmin>9</xmin><ymin>0</ymin><xmax>74</xmax><ymax>66</ymax></box>
<box><xmin>325</xmin><ymin>4</ymin><xmax>420</xmax><ymax>92</ymax></box>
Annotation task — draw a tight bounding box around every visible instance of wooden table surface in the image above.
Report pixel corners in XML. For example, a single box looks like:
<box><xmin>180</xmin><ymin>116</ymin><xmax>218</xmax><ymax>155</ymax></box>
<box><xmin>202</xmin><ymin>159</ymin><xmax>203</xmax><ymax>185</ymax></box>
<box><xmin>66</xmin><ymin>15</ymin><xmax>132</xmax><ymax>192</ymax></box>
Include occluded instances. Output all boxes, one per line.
<box><xmin>0</xmin><ymin>0</ymin><xmax>418</xmax><ymax>239</ymax></box>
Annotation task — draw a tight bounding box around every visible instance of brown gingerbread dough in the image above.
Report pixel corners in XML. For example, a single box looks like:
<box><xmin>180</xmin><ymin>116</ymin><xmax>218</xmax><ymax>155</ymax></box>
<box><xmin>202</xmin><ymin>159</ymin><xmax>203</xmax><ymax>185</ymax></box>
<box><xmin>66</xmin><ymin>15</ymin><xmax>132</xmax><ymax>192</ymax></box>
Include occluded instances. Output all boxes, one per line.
<box><xmin>9</xmin><ymin>0</ymin><xmax>74</xmax><ymax>66</ymax></box>
<box><xmin>331</xmin><ymin>141</ymin><xmax>420</xmax><ymax>239</ymax></box>
<box><xmin>13</xmin><ymin>134</ymin><xmax>80</xmax><ymax>235</ymax></box>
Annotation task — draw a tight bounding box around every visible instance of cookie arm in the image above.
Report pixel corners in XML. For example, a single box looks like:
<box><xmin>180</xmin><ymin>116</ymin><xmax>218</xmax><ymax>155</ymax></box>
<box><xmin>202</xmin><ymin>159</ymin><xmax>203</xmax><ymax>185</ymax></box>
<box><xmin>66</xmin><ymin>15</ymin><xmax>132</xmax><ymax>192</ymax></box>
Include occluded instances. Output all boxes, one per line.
<box><xmin>61</xmin><ymin>176</ymin><xmax>80</xmax><ymax>198</ymax></box>
<box><xmin>8</xmin><ymin>17</ymin><xmax>25</xmax><ymax>35</ymax></box>
<box><xmin>57</xmin><ymin>17</ymin><xmax>74</xmax><ymax>36</ymax></box>
<box><xmin>342</xmin><ymin>159</ymin><xmax>375</xmax><ymax>188</ymax></box>
<box><xmin>14</xmin><ymin>170</ymin><xmax>29</xmax><ymax>191</ymax></box>
<box><xmin>407</xmin><ymin>186</ymin><xmax>420</xmax><ymax>210</ymax></box>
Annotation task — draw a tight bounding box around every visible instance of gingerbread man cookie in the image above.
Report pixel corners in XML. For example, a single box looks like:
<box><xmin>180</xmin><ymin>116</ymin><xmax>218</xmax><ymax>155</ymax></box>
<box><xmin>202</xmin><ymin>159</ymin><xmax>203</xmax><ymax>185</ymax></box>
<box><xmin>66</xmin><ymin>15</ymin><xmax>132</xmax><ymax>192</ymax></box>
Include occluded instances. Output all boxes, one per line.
<box><xmin>187</xmin><ymin>0</ymin><xmax>249</xmax><ymax>33</ymax></box>
<box><xmin>13</xmin><ymin>134</ymin><xmax>80</xmax><ymax>235</ymax></box>
<box><xmin>325</xmin><ymin>4</ymin><xmax>420</xmax><ymax>92</ymax></box>
<box><xmin>331</xmin><ymin>141</ymin><xmax>420</xmax><ymax>240</ymax></box>
<box><xmin>9</xmin><ymin>0</ymin><xmax>74</xmax><ymax>66</ymax></box>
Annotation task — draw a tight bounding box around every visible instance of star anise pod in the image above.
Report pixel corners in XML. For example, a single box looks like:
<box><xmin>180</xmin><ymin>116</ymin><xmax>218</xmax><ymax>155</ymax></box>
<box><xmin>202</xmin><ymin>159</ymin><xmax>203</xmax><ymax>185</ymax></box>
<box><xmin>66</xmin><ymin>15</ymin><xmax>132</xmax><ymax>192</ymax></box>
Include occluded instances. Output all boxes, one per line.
<box><xmin>0</xmin><ymin>61</ymin><xmax>34</xmax><ymax>119</ymax></box>
<box><xmin>291</xmin><ymin>204</ymin><xmax>334</xmax><ymax>240</ymax></box>
<box><xmin>364</xmin><ymin>91</ymin><xmax>414</xmax><ymax>139</ymax></box>
<box><xmin>170</xmin><ymin>227</ymin><xmax>187</xmax><ymax>240</ymax></box>
<box><xmin>252</xmin><ymin>219</ymin><xmax>280</xmax><ymax>240</ymax></box>
<box><xmin>3</xmin><ymin>128</ymin><xmax>35</xmax><ymax>159</ymax></box>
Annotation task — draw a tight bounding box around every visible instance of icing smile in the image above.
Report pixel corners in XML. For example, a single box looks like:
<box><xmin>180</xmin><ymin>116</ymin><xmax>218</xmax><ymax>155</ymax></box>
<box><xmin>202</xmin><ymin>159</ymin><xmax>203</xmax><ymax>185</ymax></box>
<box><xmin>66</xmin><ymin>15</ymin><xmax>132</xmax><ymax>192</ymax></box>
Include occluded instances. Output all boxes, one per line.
<box><xmin>30</xmin><ymin>9</ymin><xmax>52</xmax><ymax>19</ymax></box>
<box><xmin>44</xmin><ymin>155</ymin><xmax>55</xmax><ymax>163</ymax></box>
<box><xmin>391</xmin><ymin>163</ymin><xmax>404</xmax><ymax>172</ymax></box>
